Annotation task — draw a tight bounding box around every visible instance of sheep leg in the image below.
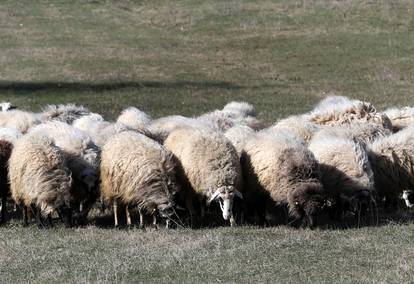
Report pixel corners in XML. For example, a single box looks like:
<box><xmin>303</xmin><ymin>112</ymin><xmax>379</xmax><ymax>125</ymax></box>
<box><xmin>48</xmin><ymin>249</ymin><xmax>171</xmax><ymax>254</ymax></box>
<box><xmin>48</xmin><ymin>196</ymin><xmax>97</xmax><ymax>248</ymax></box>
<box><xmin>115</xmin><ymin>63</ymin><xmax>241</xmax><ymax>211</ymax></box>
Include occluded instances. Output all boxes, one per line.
<box><xmin>100</xmin><ymin>197</ymin><xmax>106</xmax><ymax>214</ymax></box>
<box><xmin>230</xmin><ymin>214</ymin><xmax>236</xmax><ymax>227</ymax></box>
<box><xmin>23</xmin><ymin>206</ymin><xmax>29</xmax><ymax>227</ymax></box>
<box><xmin>61</xmin><ymin>209</ymin><xmax>72</xmax><ymax>228</ymax></box>
<box><xmin>185</xmin><ymin>194</ymin><xmax>196</xmax><ymax>228</ymax></box>
<box><xmin>0</xmin><ymin>194</ymin><xmax>6</xmax><ymax>224</ymax></box>
<box><xmin>33</xmin><ymin>205</ymin><xmax>45</xmax><ymax>229</ymax></box>
<box><xmin>125</xmin><ymin>205</ymin><xmax>132</xmax><ymax>228</ymax></box>
<box><xmin>165</xmin><ymin>219</ymin><xmax>170</xmax><ymax>229</ymax></box>
<box><xmin>113</xmin><ymin>200</ymin><xmax>119</xmax><ymax>228</ymax></box>
<box><xmin>47</xmin><ymin>214</ymin><xmax>53</xmax><ymax>227</ymax></box>
<box><xmin>138</xmin><ymin>208</ymin><xmax>144</xmax><ymax>229</ymax></box>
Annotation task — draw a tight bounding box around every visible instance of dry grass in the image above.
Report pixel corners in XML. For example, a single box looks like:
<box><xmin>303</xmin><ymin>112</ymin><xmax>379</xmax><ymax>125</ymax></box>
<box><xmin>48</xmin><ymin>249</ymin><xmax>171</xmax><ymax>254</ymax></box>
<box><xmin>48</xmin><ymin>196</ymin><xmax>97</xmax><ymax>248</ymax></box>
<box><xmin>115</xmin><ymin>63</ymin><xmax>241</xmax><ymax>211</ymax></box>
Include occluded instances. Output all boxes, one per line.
<box><xmin>1</xmin><ymin>223</ymin><xmax>414</xmax><ymax>283</ymax></box>
<box><xmin>1</xmin><ymin>0</ymin><xmax>414</xmax><ymax>282</ymax></box>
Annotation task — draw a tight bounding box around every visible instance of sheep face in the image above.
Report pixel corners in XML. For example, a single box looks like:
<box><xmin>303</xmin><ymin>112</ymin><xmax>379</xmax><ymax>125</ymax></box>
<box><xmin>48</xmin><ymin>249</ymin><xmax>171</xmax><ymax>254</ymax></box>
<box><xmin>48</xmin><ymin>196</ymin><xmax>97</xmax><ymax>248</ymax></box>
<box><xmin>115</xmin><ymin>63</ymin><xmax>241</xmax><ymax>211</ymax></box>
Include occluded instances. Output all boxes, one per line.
<box><xmin>289</xmin><ymin>182</ymin><xmax>325</xmax><ymax>227</ymax></box>
<box><xmin>402</xmin><ymin>190</ymin><xmax>414</xmax><ymax>208</ymax></box>
<box><xmin>210</xmin><ymin>186</ymin><xmax>243</xmax><ymax>221</ymax></box>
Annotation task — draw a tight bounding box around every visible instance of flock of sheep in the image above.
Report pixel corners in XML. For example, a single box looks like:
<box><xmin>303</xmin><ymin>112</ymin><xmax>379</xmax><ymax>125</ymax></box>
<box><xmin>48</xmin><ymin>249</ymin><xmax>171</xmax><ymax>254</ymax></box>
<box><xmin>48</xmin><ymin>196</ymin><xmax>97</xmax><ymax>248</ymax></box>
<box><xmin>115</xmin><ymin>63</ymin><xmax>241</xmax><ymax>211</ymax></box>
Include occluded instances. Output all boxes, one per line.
<box><xmin>0</xmin><ymin>96</ymin><xmax>413</xmax><ymax>229</ymax></box>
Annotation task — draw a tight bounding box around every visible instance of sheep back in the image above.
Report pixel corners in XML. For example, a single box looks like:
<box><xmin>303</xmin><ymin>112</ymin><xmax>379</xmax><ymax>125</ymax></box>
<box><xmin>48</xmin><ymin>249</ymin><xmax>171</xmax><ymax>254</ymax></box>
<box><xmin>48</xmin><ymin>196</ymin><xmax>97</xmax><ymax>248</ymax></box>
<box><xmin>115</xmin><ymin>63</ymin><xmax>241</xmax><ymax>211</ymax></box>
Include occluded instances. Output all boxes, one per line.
<box><xmin>9</xmin><ymin>134</ymin><xmax>72</xmax><ymax>215</ymax></box>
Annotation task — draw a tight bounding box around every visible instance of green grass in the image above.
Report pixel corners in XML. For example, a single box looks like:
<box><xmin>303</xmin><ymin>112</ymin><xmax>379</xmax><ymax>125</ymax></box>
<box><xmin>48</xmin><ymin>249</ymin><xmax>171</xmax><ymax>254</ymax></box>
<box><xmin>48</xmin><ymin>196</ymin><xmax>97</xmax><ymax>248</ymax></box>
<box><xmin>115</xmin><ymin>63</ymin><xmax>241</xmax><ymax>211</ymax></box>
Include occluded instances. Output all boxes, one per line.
<box><xmin>1</xmin><ymin>0</ymin><xmax>414</xmax><ymax>282</ymax></box>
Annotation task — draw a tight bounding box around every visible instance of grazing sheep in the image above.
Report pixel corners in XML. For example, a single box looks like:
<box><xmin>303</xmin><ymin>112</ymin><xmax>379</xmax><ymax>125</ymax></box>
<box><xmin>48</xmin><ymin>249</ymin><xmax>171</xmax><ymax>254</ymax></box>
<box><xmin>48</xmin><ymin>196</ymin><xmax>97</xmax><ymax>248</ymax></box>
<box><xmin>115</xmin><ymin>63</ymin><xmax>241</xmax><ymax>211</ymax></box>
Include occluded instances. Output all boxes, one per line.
<box><xmin>383</xmin><ymin>106</ymin><xmax>414</xmax><ymax>132</ymax></box>
<box><xmin>117</xmin><ymin>107</ymin><xmax>152</xmax><ymax>131</ymax></box>
<box><xmin>73</xmin><ymin>113</ymin><xmax>130</xmax><ymax>147</ymax></box>
<box><xmin>9</xmin><ymin>134</ymin><xmax>74</xmax><ymax>227</ymax></box>
<box><xmin>0</xmin><ymin>140</ymin><xmax>13</xmax><ymax>224</ymax></box>
<box><xmin>164</xmin><ymin>127</ymin><xmax>243</xmax><ymax>226</ymax></box>
<box><xmin>368</xmin><ymin>126</ymin><xmax>414</xmax><ymax>207</ymax></box>
<box><xmin>241</xmin><ymin>130</ymin><xmax>325</xmax><ymax>227</ymax></box>
<box><xmin>0</xmin><ymin>102</ymin><xmax>16</xmax><ymax>111</ymax></box>
<box><xmin>224</xmin><ymin>125</ymin><xmax>255</xmax><ymax>157</ymax></box>
<box><xmin>0</xmin><ymin>110</ymin><xmax>42</xmax><ymax>133</ymax></box>
<box><xmin>29</xmin><ymin>121</ymin><xmax>100</xmax><ymax>221</ymax></box>
<box><xmin>149</xmin><ymin>115</ymin><xmax>210</xmax><ymax>142</ymax></box>
<box><xmin>268</xmin><ymin>115</ymin><xmax>320</xmax><ymax>144</ymax></box>
<box><xmin>312</xmin><ymin>122</ymin><xmax>391</xmax><ymax>146</ymax></box>
<box><xmin>42</xmin><ymin>104</ymin><xmax>90</xmax><ymax>124</ymax></box>
<box><xmin>309</xmin><ymin>96</ymin><xmax>392</xmax><ymax>130</ymax></box>
<box><xmin>309</xmin><ymin>135</ymin><xmax>375</xmax><ymax>221</ymax></box>
<box><xmin>150</xmin><ymin>101</ymin><xmax>264</xmax><ymax>142</ymax></box>
<box><xmin>198</xmin><ymin>106</ymin><xmax>265</xmax><ymax>131</ymax></box>
<box><xmin>402</xmin><ymin>190</ymin><xmax>414</xmax><ymax>208</ymax></box>
<box><xmin>0</xmin><ymin>127</ymin><xmax>22</xmax><ymax>144</ymax></box>
<box><xmin>100</xmin><ymin>131</ymin><xmax>179</xmax><ymax>227</ymax></box>
<box><xmin>222</xmin><ymin>101</ymin><xmax>257</xmax><ymax>117</ymax></box>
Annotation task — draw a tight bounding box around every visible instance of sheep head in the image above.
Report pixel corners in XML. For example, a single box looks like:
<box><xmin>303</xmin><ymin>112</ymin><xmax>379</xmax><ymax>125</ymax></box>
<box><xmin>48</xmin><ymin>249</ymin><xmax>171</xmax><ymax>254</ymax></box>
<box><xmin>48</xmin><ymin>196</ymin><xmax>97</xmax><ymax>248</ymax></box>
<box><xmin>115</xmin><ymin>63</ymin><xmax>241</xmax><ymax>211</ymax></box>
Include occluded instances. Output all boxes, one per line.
<box><xmin>289</xmin><ymin>182</ymin><xmax>326</xmax><ymax>227</ymax></box>
<box><xmin>402</xmin><ymin>190</ymin><xmax>414</xmax><ymax>208</ymax></box>
<box><xmin>209</xmin><ymin>186</ymin><xmax>243</xmax><ymax>221</ymax></box>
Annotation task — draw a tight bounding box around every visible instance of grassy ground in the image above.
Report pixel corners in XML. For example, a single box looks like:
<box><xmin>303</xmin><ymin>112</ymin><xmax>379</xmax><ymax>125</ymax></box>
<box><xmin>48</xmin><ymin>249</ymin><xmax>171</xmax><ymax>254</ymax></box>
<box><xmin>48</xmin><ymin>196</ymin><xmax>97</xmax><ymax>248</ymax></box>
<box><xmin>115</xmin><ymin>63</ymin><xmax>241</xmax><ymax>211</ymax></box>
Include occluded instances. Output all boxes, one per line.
<box><xmin>1</xmin><ymin>0</ymin><xmax>414</xmax><ymax>282</ymax></box>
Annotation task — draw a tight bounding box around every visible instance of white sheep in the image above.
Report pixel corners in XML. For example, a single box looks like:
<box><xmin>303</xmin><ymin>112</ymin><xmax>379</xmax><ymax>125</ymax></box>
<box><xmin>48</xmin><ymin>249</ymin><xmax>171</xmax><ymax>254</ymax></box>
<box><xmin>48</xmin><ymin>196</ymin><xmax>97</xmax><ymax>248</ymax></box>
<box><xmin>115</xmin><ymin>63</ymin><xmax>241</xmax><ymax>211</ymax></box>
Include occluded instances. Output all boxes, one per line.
<box><xmin>9</xmin><ymin>134</ymin><xmax>74</xmax><ymax>227</ymax></box>
<box><xmin>0</xmin><ymin>127</ymin><xmax>22</xmax><ymax>144</ymax></box>
<box><xmin>368</xmin><ymin>126</ymin><xmax>414</xmax><ymax>207</ymax></box>
<box><xmin>0</xmin><ymin>102</ymin><xmax>16</xmax><ymax>111</ymax></box>
<box><xmin>241</xmin><ymin>129</ymin><xmax>325</xmax><ymax>227</ymax></box>
<box><xmin>42</xmin><ymin>104</ymin><xmax>90</xmax><ymax>124</ymax></box>
<box><xmin>309</xmin><ymin>135</ymin><xmax>375</xmax><ymax>220</ymax></box>
<box><xmin>29</xmin><ymin>121</ymin><xmax>100</xmax><ymax>221</ymax></box>
<box><xmin>312</xmin><ymin>122</ymin><xmax>391</xmax><ymax>146</ymax></box>
<box><xmin>117</xmin><ymin>107</ymin><xmax>152</xmax><ymax>131</ymax></box>
<box><xmin>164</xmin><ymin>127</ymin><xmax>243</xmax><ymax>226</ymax></box>
<box><xmin>382</xmin><ymin>106</ymin><xmax>414</xmax><ymax>132</ymax></box>
<box><xmin>198</xmin><ymin>102</ymin><xmax>265</xmax><ymax>131</ymax></box>
<box><xmin>224</xmin><ymin>125</ymin><xmax>255</xmax><ymax>157</ymax></box>
<box><xmin>149</xmin><ymin>115</ymin><xmax>211</xmax><ymax>142</ymax></box>
<box><xmin>100</xmin><ymin>131</ymin><xmax>179</xmax><ymax>227</ymax></box>
<box><xmin>0</xmin><ymin>110</ymin><xmax>42</xmax><ymax>133</ymax></box>
<box><xmin>222</xmin><ymin>101</ymin><xmax>257</xmax><ymax>117</ymax></box>
<box><xmin>267</xmin><ymin>115</ymin><xmax>320</xmax><ymax>144</ymax></box>
<box><xmin>309</xmin><ymin>95</ymin><xmax>392</xmax><ymax>130</ymax></box>
<box><xmin>73</xmin><ymin>113</ymin><xmax>130</xmax><ymax>147</ymax></box>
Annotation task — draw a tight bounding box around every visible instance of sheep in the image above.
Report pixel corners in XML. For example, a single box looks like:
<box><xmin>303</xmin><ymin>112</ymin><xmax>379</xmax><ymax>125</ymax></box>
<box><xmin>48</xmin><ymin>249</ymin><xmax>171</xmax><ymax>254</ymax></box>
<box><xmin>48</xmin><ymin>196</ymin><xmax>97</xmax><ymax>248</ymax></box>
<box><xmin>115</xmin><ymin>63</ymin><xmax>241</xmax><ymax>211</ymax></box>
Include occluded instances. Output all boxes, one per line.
<box><xmin>0</xmin><ymin>140</ymin><xmax>13</xmax><ymax>224</ymax></box>
<box><xmin>368</xmin><ymin>126</ymin><xmax>414</xmax><ymax>208</ymax></box>
<box><xmin>28</xmin><ymin>121</ymin><xmax>100</xmax><ymax>222</ymax></box>
<box><xmin>0</xmin><ymin>127</ymin><xmax>22</xmax><ymax>144</ymax></box>
<box><xmin>309</xmin><ymin>96</ymin><xmax>392</xmax><ymax>130</ymax></box>
<box><xmin>402</xmin><ymin>190</ymin><xmax>414</xmax><ymax>208</ymax></box>
<box><xmin>164</xmin><ymin>127</ymin><xmax>243</xmax><ymax>226</ymax></box>
<box><xmin>222</xmin><ymin>101</ymin><xmax>257</xmax><ymax>117</ymax></box>
<box><xmin>308</xmin><ymin>135</ymin><xmax>375</xmax><ymax>222</ymax></box>
<box><xmin>312</xmin><ymin>122</ymin><xmax>391</xmax><ymax>146</ymax></box>
<box><xmin>150</xmin><ymin>101</ymin><xmax>264</xmax><ymax>142</ymax></box>
<box><xmin>198</xmin><ymin>107</ymin><xmax>265</xmax><ymax>132</ymax></box>
<box><xmin>41</xmin><ymin>104</ymin><xmax>90</xmax><ymax>124</ymax></box>
<box><xmin>73</xmin><ymin>113</ymin><xmax>131</xmax><ymax>147</ymax></box>
<box><xmin>0</xmin><ymin>110</ymin><xmax>42</xmax><ymax>133</ymax></box>
<box><xmin>100</xmin><ymin>131</ymin><xmax>180</xmax><ymax>228</ymax></box>
<box><xmin>241</xmin><ymin>130</ymin><xmax>325</xmax><ymax>227</ymax></box>
<box><xmin>267</xmin><ymin>115</ymin><xmax>320</xmax><ymax>144</ymax></box>
<box><xmin>0</xmin><ymin>102</ymin><xmax>17</xmax><ymax>111</ymax></box>
<box><xmin>117</xmin><ymin>107</ymin><xmax>152</xmax><ymax>131</ymax></box>
<box><xmin>149</xmin><ymin>115</ymin><xmax>211</xmax><ymax>142</ymax></box>
<box><xmin>9</xmin><ymin>134</ymin><xmax>74</xmax><ymax>227</ymax></box>
<box><xmin>224</xmin><ymin>125</ymin><xmax>255</xmax><ymax>157</ymax></box>
<box><xmin>382</xmin><ymin>106</ymin><xmax>414</xmax><ymax>132</ymax></box>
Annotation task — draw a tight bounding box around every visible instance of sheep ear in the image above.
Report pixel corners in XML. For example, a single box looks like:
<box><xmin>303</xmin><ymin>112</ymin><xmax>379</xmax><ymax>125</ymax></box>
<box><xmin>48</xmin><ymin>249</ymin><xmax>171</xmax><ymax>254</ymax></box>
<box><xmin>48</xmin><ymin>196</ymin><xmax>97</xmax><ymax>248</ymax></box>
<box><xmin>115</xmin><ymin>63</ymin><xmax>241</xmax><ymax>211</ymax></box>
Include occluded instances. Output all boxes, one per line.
<box><xmin>209</xmin><ymin>189</ymin><xmax>221</xmax><ymax>204</ymax></box>
<box><xmin>234</xmin><ymin>190</ymin><xmax>243</xmax><ymax>199</ymax></box>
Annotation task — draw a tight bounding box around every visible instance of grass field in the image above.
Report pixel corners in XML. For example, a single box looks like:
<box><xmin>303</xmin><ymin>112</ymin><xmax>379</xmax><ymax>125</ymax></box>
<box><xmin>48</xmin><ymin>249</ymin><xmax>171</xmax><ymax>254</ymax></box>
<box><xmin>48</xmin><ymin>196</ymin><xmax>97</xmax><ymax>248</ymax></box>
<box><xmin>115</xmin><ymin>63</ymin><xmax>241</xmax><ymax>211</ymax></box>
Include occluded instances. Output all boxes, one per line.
<box><xmin>1</xmin><ymin>0</ymin><xmax>414</xmax><ymax>282</ymax></box>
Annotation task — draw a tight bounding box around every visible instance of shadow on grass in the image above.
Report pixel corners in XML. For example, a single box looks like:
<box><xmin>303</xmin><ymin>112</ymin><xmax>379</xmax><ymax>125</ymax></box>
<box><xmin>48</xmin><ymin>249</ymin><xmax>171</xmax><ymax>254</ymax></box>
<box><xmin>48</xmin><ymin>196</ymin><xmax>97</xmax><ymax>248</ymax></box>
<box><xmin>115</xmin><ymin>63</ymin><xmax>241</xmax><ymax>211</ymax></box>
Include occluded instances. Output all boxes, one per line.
<box><xmin>0</xmin><ymin>80</ymin><xmax>245</xmax><ymax>93</ymax></box>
